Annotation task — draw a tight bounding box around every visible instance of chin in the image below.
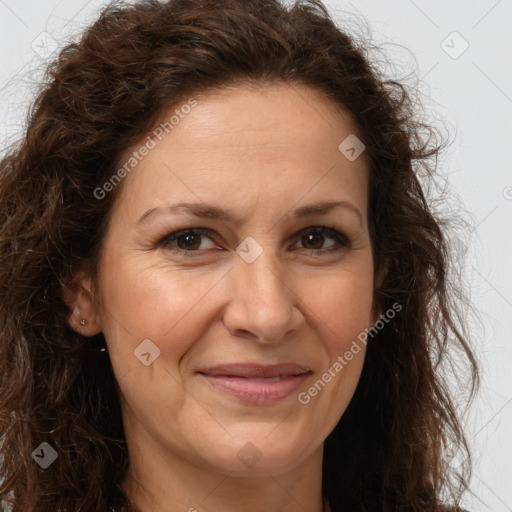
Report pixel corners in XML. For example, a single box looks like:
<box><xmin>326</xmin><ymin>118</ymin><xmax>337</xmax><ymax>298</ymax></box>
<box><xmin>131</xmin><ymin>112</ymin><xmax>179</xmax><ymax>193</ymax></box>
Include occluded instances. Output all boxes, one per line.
<box><xmin>194</xmin><ymin>427</ymin><xmax>317</xmax><ymax>476</ymax></box>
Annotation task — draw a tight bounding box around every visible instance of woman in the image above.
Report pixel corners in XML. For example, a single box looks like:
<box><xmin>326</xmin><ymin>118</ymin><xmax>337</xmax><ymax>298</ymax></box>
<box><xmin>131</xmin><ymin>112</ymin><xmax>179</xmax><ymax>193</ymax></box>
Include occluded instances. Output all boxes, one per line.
<box><xmin>0</xmin><ymin>0</ymin><xmax>479</xmax><ymax>510</ymax></box>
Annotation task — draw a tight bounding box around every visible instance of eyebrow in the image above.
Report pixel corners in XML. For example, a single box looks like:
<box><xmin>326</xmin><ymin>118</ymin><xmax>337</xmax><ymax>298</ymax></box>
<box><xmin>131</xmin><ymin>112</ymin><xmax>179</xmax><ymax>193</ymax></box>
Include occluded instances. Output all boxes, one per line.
<box><xmin>136</xmin><ymin>200</ymin><xmax>363</xmax><ymax>228</ymax></box>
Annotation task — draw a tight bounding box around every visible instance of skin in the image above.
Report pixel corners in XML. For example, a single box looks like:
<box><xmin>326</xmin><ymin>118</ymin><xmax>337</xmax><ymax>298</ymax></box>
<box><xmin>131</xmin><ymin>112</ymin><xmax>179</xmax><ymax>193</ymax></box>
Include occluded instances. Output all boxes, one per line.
<box><xmin>67</xmin><ymin>82</ymin><xmax>378</xmax><ymax>512</ymax></box>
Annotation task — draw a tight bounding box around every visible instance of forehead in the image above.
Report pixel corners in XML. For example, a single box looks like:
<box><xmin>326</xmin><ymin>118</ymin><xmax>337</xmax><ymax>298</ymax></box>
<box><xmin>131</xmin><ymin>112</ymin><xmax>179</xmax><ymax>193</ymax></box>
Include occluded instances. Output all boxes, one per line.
<box><xmin>161</xmin><ymin>81</ymin><xmax>364</xmax><ymax>162</ymax></box>
<box><xmin>110</xmin><ymin>82</ymin><xmax>369</xmax><ymax>225</ymax></box>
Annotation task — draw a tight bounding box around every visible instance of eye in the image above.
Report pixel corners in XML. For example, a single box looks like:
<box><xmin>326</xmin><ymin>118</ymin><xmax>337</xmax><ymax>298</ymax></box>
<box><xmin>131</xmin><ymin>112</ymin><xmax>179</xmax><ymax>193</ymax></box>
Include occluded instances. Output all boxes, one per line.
<box><xmin>158</xmin><ymin>228</ymin><xmax>216</xmax><ymax>256</ymax></box>
<box><xmin>157</xmin><ymin>226</ymin><xmax>351</xmax><ymax>257</ymax></box>
<box><xmin>293</xmin><ymin>226</ymin><xmax>351</xmax><ymax>255</ymax></box>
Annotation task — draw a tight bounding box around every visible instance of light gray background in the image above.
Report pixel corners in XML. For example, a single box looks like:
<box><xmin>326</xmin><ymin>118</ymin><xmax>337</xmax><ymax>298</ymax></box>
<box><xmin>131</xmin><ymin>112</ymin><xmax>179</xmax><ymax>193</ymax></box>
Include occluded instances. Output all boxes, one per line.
<box><xmin>1</xmin><ymin>1</ymin><xmax>511</xmax><ymax>510</ymax></box>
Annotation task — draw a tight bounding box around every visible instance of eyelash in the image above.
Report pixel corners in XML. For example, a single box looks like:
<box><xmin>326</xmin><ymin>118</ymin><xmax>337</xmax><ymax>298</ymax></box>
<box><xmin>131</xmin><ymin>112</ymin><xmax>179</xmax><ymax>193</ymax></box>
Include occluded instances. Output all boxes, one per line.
<box><xmin>157</xmin><ymin>226</ymin><xmax>351</xmax><ymax>257</ymax></box>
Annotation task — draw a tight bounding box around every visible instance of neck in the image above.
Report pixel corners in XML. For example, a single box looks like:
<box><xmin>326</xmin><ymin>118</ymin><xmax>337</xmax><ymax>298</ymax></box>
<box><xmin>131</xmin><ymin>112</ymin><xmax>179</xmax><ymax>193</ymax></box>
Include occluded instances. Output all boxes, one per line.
<box><xmin>121</xmin><ymin>433</ymin><xmax>326</xmax><ymax>512</ymax></box>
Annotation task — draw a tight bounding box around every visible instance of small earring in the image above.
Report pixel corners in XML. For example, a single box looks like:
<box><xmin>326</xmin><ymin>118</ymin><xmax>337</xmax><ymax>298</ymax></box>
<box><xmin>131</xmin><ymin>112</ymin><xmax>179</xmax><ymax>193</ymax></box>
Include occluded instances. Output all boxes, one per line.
<box><xmin>80</xmin><ymin>319</ymin><xmax>86</xmax><ymax>326</ymax></box>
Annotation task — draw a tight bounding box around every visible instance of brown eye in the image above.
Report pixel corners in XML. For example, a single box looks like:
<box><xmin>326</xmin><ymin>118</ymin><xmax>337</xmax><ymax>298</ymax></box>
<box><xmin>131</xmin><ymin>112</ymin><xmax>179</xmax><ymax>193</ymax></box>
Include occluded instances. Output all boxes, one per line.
<box><xmin>158</xmin><ymin>228</ymin><xmax>216</xmax><ymax>254</ymax></box>
<box><xmin>301</xmin><ymin>231</ymin><xmax>327</xmax><ymax>250</ymax></box>
<box><xmin>157</xmin><ymin>226</ymin><xmax>351</xmax><ymax>258</ymax></box>
<box><xmin>295</xmin><ymin>226</ymin><xmax>350</xmax><ymax>254</ymax></box>
<box><xmin>174</xmin><ymin>232</ymin><xmax>202</xmax><ymax>250</ymax></box>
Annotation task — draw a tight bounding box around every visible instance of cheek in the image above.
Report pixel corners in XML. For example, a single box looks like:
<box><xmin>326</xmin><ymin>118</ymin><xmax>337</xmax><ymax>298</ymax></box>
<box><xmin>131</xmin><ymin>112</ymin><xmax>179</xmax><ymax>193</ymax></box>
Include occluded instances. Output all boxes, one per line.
<box><xmin>301</xmin><ymin>264</ymin><xmax>372</xmax><ymax>384</ymax></box>
<box><xmin>317</xmin><ymin>285</ymin><xmax>370</xmax><ymax>376</ymax></box>
<box><xmin>304</xmin><ymin>264</ymin><xmax>375</xmax><ymax>343</ymax></box>
<box><xmin>294</xmin><ymin>269</ymin><xmax>372</xmax><ymax>436</ymax></box>
<box><xmin>98</xmin><ymin>256</ymin><xmax>226</xmax><ymax>362</ymax></box>
<box><xmin>98</xmin><ymin>241</ymin><xmax>374</xmax><ymax>379</ymax></box>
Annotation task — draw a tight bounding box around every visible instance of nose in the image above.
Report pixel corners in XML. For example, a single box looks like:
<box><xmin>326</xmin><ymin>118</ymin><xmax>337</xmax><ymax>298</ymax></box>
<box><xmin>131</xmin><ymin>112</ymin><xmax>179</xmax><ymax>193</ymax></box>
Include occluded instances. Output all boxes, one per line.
<box><xmin>222</xmin><ymin>248</ymin><xmax>305</xmax><ymax>345</ymax></box>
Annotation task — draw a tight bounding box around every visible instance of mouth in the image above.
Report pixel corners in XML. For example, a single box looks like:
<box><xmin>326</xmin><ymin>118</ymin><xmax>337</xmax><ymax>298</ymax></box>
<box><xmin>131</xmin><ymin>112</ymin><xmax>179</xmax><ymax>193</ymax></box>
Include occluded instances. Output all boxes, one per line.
<box><xmin>197</xmin><ymin>363</ymin><xmax>312</xmax><ymax>405</ymax></box>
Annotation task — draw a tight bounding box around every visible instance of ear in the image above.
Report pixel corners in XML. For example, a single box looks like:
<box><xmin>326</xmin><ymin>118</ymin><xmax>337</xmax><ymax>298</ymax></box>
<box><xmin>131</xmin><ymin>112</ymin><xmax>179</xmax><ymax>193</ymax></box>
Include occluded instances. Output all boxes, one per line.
<box><xmin>370</xmin><ymin>257</ymin><xmax>387</xmax><ymax>326</ymax></box>
<box><xmin>62</xmin><ymin>271</ymin><xmax>102</xmax><ymax>336</ymax></box>
<box><xmin>368</xmin><ymin>295</ymin><xmax>382</xmax><ymax>328</ymax></box>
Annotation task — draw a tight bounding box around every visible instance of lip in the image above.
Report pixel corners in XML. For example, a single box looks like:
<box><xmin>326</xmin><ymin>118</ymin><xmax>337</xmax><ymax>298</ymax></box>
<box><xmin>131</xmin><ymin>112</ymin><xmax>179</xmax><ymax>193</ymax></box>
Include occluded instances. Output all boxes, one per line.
<box><xmin>197</xmin><ymin>363</ymin><xmax>312</xmax><ymax>405</ymax></box>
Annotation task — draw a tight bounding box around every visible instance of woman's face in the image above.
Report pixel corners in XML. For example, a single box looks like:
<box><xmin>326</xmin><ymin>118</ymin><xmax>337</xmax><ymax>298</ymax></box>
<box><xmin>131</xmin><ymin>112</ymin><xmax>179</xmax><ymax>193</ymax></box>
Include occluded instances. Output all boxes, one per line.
<box><xmin>84</xmin><ymin>82</ymin><xmax>376</xmax><ymax>477</ymax></box>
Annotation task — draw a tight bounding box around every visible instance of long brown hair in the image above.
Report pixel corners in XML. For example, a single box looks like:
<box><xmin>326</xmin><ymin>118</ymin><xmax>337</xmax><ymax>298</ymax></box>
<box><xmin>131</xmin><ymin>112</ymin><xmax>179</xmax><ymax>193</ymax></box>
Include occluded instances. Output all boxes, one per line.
<box><xmin>0</xmin><ymin>0</ymin><xmax>479</xmax><ymax>510</ymax></box>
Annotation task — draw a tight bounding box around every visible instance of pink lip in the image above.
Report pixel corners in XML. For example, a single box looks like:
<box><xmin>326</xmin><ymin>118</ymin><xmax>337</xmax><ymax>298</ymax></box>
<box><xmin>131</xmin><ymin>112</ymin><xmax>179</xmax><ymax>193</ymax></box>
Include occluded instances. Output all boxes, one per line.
<box><xmin>197</xmin><ymin>363</ymin><xmax>312</xmax><ymax>405</ymax></box>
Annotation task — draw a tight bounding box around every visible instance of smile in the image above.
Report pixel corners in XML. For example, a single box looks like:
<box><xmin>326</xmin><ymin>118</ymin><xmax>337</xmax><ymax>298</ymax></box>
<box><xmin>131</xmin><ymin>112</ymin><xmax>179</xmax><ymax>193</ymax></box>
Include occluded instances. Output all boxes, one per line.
<box><xmin>197</xmin><ymin>363</ymin><xmax>312</xmax><ymax>405</ymax></box>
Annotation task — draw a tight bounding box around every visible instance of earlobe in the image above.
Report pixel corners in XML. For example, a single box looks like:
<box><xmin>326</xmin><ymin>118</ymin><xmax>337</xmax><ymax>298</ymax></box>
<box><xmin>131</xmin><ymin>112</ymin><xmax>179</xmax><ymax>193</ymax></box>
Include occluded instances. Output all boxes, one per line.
<box><xmin>62</xmin><ymin>272</ymin><xmax>102</xmax><ymax>336</ymax></box>
<box><xmin>370</xmin><ymin>302</ymin><xmax>381</xmax><ymax>327</ymax></box>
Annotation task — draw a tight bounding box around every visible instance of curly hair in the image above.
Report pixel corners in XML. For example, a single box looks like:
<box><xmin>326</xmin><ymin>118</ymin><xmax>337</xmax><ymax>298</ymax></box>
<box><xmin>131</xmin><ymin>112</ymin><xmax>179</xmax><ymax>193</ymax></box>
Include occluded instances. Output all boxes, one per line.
<box><xmin>0</xmin><ymin>0</ymin><xmax>479</xmax><ymax>510</ymax></box>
